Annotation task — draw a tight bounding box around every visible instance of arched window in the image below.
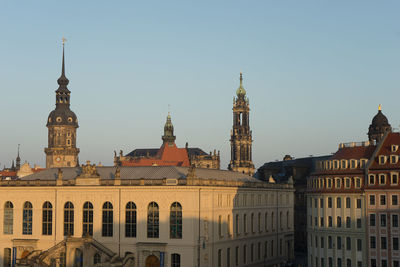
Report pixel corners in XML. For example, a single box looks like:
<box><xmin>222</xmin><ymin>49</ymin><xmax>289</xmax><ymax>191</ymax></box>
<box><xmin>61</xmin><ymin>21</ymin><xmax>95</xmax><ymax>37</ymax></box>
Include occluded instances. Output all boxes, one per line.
<box><xmin>4</xmin><ymin>201</ymin><xmax>13</xmax><ymax>234</ymax></box>
<box><xmin>171</xmin><ymin>253</ymin><xmax>181</xmax><ymax>267</ymax></box>
<box><xmin>83</xmin><ymin>202</ymin><xmax>93</xmax><ymax>236</ymax></box>
<box><xmin>3</xmin><ymin>248</ymin><xmax>11</xmax><ymax>267</ymax></box>
<box><xmin>102</xmin><ymin>202</ymin><xmax>113</xmax><ymax>237</ymax></box>
<box><xmin>170</xmin><ymin>202</ymin><xmax>182</xmax><ymax>239</ymax></box>
<box><xmin>125</xmin><ymin>202</ymin><xmax>137</xmax><ymax>237</ymax></box>
<box><xmin>23</xmin><ymin>201</ymin><xmax>33</xmax><ymax>235</ymax></box>
<box><xmin>147</xmin><ymin>202</ymin><xmax>159</xmax><ymax>238</ymax></box>
<box><xmin>42</xmin><ymin>201</ymin><xmax>53</xmax><ymax>235</ymax></box>
<box><xmin>93</xmin><ymin>253</ymin><xmax>101</xmax><ymax>265</ymax></box>
<box><xmin>64</xmin><ymin>202</ymin><xmax>74</xmax><ymax>236</ymax></box>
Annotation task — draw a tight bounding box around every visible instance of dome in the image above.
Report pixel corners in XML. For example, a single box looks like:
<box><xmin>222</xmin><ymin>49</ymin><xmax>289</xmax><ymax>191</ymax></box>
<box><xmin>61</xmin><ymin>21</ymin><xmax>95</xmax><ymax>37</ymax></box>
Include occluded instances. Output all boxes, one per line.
<box><xmin>371</xmin><ymin>110</ymin><xmax>389</xmax><ymax>127</ymax></box>
<box><xmin>47</xmin><ymin>107</ymin><xmax>78</xmax><ymax>127</ymax></box>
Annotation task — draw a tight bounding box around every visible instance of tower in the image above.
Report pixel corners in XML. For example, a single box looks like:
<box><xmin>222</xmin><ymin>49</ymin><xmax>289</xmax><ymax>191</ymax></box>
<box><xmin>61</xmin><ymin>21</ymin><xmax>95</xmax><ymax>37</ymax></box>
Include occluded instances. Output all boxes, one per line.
<box><xmin>228</xmin><ymin>73</ymin><xmax>255</xmax><ymax>175</ymax></box>
<box><xmin>162</xmin><ymin>112</ymin><xmax>176</xmax><ymax>146</ymax></box>
<box><xmin>368</xmin><ymin>105</ymin><xmax>392</xmax><ymax>144</ymax></box>
<box><xmin>44</xmin><ymin>41</ymin><xmax>79</xmax><ymax>168</ymax></box>
<box><xmin>16</xmin><ymin>144</ymin><xmax>21</xmax><ymax>170</ymax></box>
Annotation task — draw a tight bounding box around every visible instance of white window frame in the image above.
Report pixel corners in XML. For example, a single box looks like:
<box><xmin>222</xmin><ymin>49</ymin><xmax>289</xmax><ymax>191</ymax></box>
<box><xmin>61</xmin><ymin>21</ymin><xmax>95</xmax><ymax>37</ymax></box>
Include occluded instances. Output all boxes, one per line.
<box><xmin>344</xmin><ymin>177</ymin><xmax>351</xmax><ymax>189</ymax></box>
<box><xmin>350</xmin><ymin>159</ymin><xmax>357</xmax><ymax>169</ymax></box>
<box><xmin>379</xmin><ymin>174</ymin><xmax>386</xmax><ymax>185</ymax></box>
<box><xmin>392</xmin><ymin>145</ymin><xmax>399</xmax><ymax>153</ymax></box>
<box><xmin>341</xmin><ymin>160</ymin><xmax>347</xmax><ymax>169</ymax></box>
<box><xmin>369</xmin><ymin>174</ymin><xmax>375</xmax><ymax>185</ymax></box>
<box><xmin>379</xmin><ymin>155</ymin><xmax>387</xmax><ymax>165</ymax></box>
<box><xmin>391</xmin><ymin>172</ymin><xmax>399</xmax><ymax>186</ymax></box>
<box><xmin>390</xmin><ymin>155</ymin><xmax>398</xmax><ymax>164</ymax></box>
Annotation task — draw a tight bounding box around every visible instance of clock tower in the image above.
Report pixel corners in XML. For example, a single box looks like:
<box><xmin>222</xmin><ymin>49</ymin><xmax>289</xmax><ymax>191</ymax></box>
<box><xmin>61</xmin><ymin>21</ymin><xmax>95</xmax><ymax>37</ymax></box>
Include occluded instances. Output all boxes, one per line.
<box><xmin>44</xmin><ymin>41</ymin><xmax>79</xmax><ymax>168</ymax></box>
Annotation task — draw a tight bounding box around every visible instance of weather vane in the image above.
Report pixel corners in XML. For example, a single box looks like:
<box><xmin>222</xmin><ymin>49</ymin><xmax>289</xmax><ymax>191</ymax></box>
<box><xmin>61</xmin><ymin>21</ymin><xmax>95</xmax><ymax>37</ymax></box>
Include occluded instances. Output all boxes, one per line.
<box><xmin>62</xmin><ymin>37</ymin><xmax>67</xmax><ymax>45</ymax></box>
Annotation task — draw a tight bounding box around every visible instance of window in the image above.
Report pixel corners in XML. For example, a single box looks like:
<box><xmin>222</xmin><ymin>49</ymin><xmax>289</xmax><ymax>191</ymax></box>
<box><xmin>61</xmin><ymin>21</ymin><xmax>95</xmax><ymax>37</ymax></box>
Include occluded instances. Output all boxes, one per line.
<box><xmin>328</xmin><ymin>197</ymin><xmax>332</xmax><ymax>208</ymax></box>
<box><xmin>392</xmin><ymin>145</ymin><xmax>399</xmax><ymax>152</ymax></box>
<box><xmin>371</xmin><ymin>259</ymin><xmax>376</xmax><ymax>267</ymax></box>
<box><xmin>369</xmin><ymin>174</ymin><xmax>375</xmax><ymax>185</ymax></box>
<box><xmin>83</xmin><ymin>202</ymin><xmax>93</xmax><ymax>237</ymax></box>
<box><xmin>171</xmin><ymin>253</ymin><xmax>181</xmax><ymax>267</ymax></box>
<box><xmin>258</xmin><ymin>213</ymin><xmax>262</xmax><ymax>232</ymax></box>
<box><xmin>393</xmin><ymin>214</ymin><xmax>399</xmax><ymax>227</ymax></box>
<box><xmin>218</xmin><ymin>249</ymin><xmax>222</xmax><ymax>267</ymax></box>
<box><xmin>347</xmin><ymin>259</ymin><xmax>351</xmax><ymax>267</ymax></box>
<box><xmin>243</xmin><ymin>214</ymin><xmax>247</xmax><ymax>233</ymax></box>
<box><xmin>251</xmin><ymin>243</ymin><xmax>254</xmax><ymax>261</ymax></box>
<box><xmin>356</xmin><ymin>218</ymin><xmax>361</xmax><ymax>228</ymax></box>
<box><xmin>321</xmin><ymin>237</ymin><xmax>324</xmax><ymax>248</ymax></box>
<box><xmin>355</xmin><ymin>178</ymin><xmax>361</xmax><ymax>188</ymax></box>
<box><xmin>228</xmin><ymin>248</ymin><xmax>231</xmax><ymax>266</ymax></box>
<box><xmin>271</xmin><ymin>212</ymin><xmax>274</xmax><ymax>230</ymax></box>
<box><xmin>23</xmin><ymin>201</ymin><xmax>33</xmax><ymax>235</ymax></box>
<box><xmin>394</xmin><ymin>260</ymin><xmax>399</xmax><ymax>267</ymax></box>
<box><xmin>379</xmin><ymin>174</ymin><xmax>386</xmax><ymax>185</ymax></box>
<box><xmin>392</xmin><ymin>173</ymin><xmax>399</xmax><ymax>185</ymax></box>
<box><xmin>236</xmin><ymin>246</ymin><xmax>239</xmax><ymax>266</ymax></box>
<box><xmin>337</xmin><ymin>216</ymin><xmax>342</xmax><ymax>227</ymax></box>
<box><xmin>63</xmin><ymin>201</ymin><xmax>74</xmax><ymax>236</ymax></box>
<box><xmin>357</xmin><ymin>239</ymin><xmax>362</xmax><ymax>251</ymax></box>
<box><xmin>370</xmin><ymin>236</ymin><xmax>376</xmax><ymax>249</ymax></box>
<box><xmin>328</xmin><ymin>216</ymin><xmax>332</xmax><ymax>227</ymax></box>
<box><xmin>379</xmin><ymin>155</ymin><xmax>387</xmax><ymax>165</ymax></box>
<box><xmin>170</xmin><ymin>202</ymin><xmax>182</xmax><ymax>239</ymax></box>
<box><xmin>380</xmin><ymin>195</ymin><xmax>386</xmax><ymax>205</ymax></box>
<box><xmin>327</xmin><ymin>179</ymin><xmax>332</xmax><ymax>188</ymax></box>
<box><xmin>337</xmin><ymin>198</ymin><xmax>341</xmax><ymax>208</ymax></box>
<box><xmin>3</xmin><ymin>248</ymin><xmax>11</xmax><ymax>267</ymax></box>
<box><xmin>346</xmin><ymin>237</ymin><xmax>351</xmax><ymax>250</ymax></box>
<box><xmin>381</xmin><ymin>236</ymin><xmax>387</xmax><ymax>249</ymax></box>
<box><xmin>252</xmin><ymin>213</ymin><xmax>255</xmax><ymax>232</ymax></box>
<box><xmin>391</xmin><ymin>155</ymin><xmax>398</xmax><ymax>164</ymax></box>
<box><xmin>393</xmin><ymin>195</ymin><xmax>398</xmax><ymax>205</ymax></box>
<box><xmin>94</xmin><ymin>253</ymin><xmax>101</xmax><ymax>265</ymax></box>
<box><xmin>350</xmin><ymin>160</ymin><xmax>357</xmax><ymax>169</ymax></box>
<box><xmin>335</xmin><ymin>179</ymin><xmax>341</xmax><ymax>189</ymax></box>
<box><xmin>328</xmin><ymin>236</ymin><xmax>332</xmax><ymax>249</ymax></box>
<box><xmin>341</xmin><ymin>160</ymin><xmax>347</xmax><ymax>169</ymax></box>
<box><xmin>337</xmin><ymin>236</ymin><xmax>342</xmax><ymax>249</ymax></box>
<box><xmin>243</xmin><ymin>245</ymin><xmax>247</xmax><ymax>264</ymax></box>
<box><xmin>346</xmin><ymin>217</ymin><xmax>351</xmax><ymax>228</ymax></box>
<box><xmin>147</xmin><ymin>202</ymin><xmax>159</xmax><ymax>238</ymax></box>
<box><xmin>356</xmin><ymin>199</ymin><xmax>361</xmax><ymax>209</ymax></box>
<box><xmin>382</xmin><ymin>260</ymin><xmax>388</xmax><ymax>267</ymax></box>
<box><xmin>394</xmin><ymin>237</ymin><xmax>399</xmax><ymax>250</ymax></box>
<box><xmin>381</xmin><ymin>214</ymin><xmax>387</xmax><ymax>227</ymax></box>
<box><xmin>42</xmin><ymin>201</ymin><xmax>52</xmax><ymax>235</ymax></box>
<box><xmin>236</xmin><ymin>214</ymin><xmax>240</xmax><ymax>234</ymax></box>
<box><xmin>370</xmin><ymin>214</ymin><xmax>376</xmax><ymax>226</ymax></box>
<box><xmin>102</xmin><ymin>202</ymin><xmax>113</xmax><ymax>237</ymax></box>
<box><xmin>125</xmin><ymin>202</ymin><xmax>137</xmax><ymax>237</ymax></box>
<box><xmin>320</xmin><ymin>198</ymin><xmax>324</xmax><ymax>208</ymax></box>
<box><xmin>370</xmin><ymin>195</ymin><xmax>375</xmax><ymax>205</ymax></box>
<box><xmin>3</xmin><ymin>201</ymin><xmax>13</xmax><ymax>234</ymax></box>
<box><xmin>320</xmin><ymin>217</ymin><xmax>324</xmax><ymax>227</ymax></box>
<box><xmin>338</xmin><ymin>258</ymin><xmax>342</xmax><ymax>267</ymax></box>
<box><xmin>345</xmin><ymin>178</ymin><xmax>351</xmax><ymax>188</ymax></box>
<box><xmin>346</xmin><ymin>197</ymin><xmax>351</xmax><ymax>208</ymax></box>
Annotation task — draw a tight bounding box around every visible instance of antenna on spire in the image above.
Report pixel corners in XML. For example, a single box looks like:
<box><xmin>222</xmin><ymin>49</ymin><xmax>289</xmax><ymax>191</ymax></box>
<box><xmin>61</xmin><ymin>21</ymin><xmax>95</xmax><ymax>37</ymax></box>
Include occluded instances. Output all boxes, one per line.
<box><xmin>17</xmin><ymin>144</ymin><xmax>20</xmax><ymax>157</ymax></box>
<box><xmin>61</xmin><ymin>37</ymin><xmax>67</xmax><ymax>76</ymax></box>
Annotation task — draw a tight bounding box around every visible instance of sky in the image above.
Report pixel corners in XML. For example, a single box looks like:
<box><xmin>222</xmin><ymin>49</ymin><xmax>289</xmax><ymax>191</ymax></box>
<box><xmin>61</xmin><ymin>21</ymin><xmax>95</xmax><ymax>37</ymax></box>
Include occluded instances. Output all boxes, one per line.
<box><xmin>0</xmin><ymin>1</ymin><xmax>399</xmax><ymax>170</ymax></box>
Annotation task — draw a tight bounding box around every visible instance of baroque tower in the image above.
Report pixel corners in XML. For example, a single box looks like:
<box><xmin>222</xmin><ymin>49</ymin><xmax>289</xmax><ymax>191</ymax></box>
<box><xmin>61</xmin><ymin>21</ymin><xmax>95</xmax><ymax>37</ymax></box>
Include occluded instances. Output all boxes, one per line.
<box><xmin>162</xmin><ymin>113</ymin><xmax>176</xmax><ymax>146</ymax></box>
<box><xmin>228</xmin><ymin>73</ymin><xmax>255</xmax><ymax>175</ymax></box>
<box><xmin>44</xmin><ymin>41</ymin><xmax>79</xmax><ymax>168</ymax></box>
<box><xmin>368</xmin><ymin>104</ymin><xmax>392</xmax><ymax>143</ymax></box>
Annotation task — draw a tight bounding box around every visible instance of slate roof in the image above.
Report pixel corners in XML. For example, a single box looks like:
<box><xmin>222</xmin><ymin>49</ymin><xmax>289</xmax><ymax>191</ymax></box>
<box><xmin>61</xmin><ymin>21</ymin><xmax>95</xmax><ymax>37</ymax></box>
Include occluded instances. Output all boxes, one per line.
<box><xmin>125</xmin><ymin>147</ymin><xmax>208</xmax><ymax>158</ymax></box>
<box><xmin>20</xmin><ymin>166</ymin><xmax>260</xmax><ymax>183</ymax></box>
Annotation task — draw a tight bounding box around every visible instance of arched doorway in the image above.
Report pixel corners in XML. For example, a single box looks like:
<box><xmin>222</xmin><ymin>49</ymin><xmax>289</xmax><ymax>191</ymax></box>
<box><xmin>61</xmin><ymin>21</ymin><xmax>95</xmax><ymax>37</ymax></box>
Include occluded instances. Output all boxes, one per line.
<box><xmin>145</xmin><ymin>255</ymin><xmax>160</xmax><ymax>267</ymax></box>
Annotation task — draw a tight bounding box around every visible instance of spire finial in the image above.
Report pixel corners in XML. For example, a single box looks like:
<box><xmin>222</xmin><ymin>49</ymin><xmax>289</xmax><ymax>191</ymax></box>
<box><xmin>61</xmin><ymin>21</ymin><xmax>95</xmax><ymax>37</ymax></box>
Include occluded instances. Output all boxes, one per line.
<box><xmin>61</xmin><ymin>38</ymin><xmax>66</xmax><ymax>77</ymax></box>
<box><xmin>378</xmin><ymin>104</ymin><xmax>382</xmax><ymax>111</ymax></box>
<box><xmin>240</xmin><ymin>72</ymin><xmax>243</xmax><ymax>85</ymax></box>
<box><xmin>17</xmin><ymin>144</ymin><xmax>20</xmax><ymax>157</ymax></box>
<box><xmin>57</xmin><ymin>38</ymin><xmax>69</xmax><ymax>87</ymax></box>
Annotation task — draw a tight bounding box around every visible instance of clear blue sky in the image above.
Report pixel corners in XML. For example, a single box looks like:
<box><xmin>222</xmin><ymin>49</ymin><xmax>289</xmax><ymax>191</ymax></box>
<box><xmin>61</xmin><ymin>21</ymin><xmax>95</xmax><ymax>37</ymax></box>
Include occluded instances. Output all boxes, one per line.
<box><xmin>1</xmin><ymin>1</ymin><xmax>399</xmax><ymax>170</ymax></box>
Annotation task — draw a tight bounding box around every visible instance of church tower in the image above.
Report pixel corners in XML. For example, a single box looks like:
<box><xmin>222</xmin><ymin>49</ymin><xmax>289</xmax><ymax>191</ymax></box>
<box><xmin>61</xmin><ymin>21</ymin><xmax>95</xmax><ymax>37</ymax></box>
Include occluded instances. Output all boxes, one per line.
<box><xmin>162</xmin><ymin>113</ymin><xmax>176</xmax><ymax>146</ymax></box>
<box><xmin>228</xmin><ymin>73</ymin><xmax>255</xmax><ymax>175</ymax></box>
<box><xmin>44</xmin><ymin>41</ymin><xmax>79</xmax><ymax>168</ymax></box>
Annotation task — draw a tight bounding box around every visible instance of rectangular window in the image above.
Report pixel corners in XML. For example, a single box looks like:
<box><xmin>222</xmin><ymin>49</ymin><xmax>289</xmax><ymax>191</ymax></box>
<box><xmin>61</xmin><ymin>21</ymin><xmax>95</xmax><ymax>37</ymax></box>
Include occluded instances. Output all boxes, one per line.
<box><xmin>243</xmin><ymin>245</ymin><xmax>246</xmax><ymax>264</ymax></box>
<box><xmin>218</xmin><ymin>249</ymin><xmax>222</xmax><ymax>267</ymax></box>
<box><xmin>346</xmin><ymin>217</ymin><xmax>351</xmax><ymax>228</ymax></box>
<box><xmin>345</xmin><ymin>179</ymin><xmax>350</xmax><ymax>188</ymax></box>
<box><xmin>235</xmin><ymin>246</ymin><xmax>239</xmax><ymax>266</ymax></box>
<box><xmin>392</xmin><ymin>195</ymin><xmax>398</xmax><ymax>205</ymax></box>
<box><xmin>393</xmin><ymin>214</ymin><xmax>399</xmax><ymax>227</ymax></box>
<box><xmin>394</xmin><ymin>237</ymin><xmax>399</xmax><ymax>250</ymax></box>
<box><xmin>371</xmin><ymin>259</ymin><xmax>376</xmax><ymax>267</ymax></box>
<box><xmin>337</xmin><ymin>236</ymin><xmax>342</xmax><ymax>249</ymax></box>
<box><xmin>380</xmin><ymin>174</ymin><xmax>386</xmax><ymax>185</ymax></box>
<box><xmin>346</xmin><ymin>198</ymin><xmax>351</xmax><ymax>208</ymax></box>
<box><xmin>370</xmin><ymin>214</ymin><xmax>376</xmax><ymax>226</ymax></box>
<box><xmin>379</xmin><ymin>156</ymin><xmax>387</xmax><ymax>165</ymax></box>
<box><xmin>392</xmin><ymin>173</ymin><xmax>399</xmax><ymax>185</ymax></box>
<box><xmin>370</xmin><ymin>195</ymin><xmax>375</xmax><ymax>205</ymax></box>
<box><xmin>320</xmin><ymin>198</ymin><xmax>324</xmax><ymax>208</ymax></box>
<box><xmin>321</xmin><ymin>237</ymin><xmax>324</xmax><ymax>248</ymax></box>
<box><xmin>382</xmin><ymin>260</ymin><xmax>388</xmax><ymax>267</ymax></box>
<box><xmin>346</xmin><ymin>237</ymin><xmax>351</xmax><ymax>250</ymax></box>
<box><xmin>370</xmin><ymin>236</ymin><xmax>376</xmax><ymax>249</ymax></box>
<box><xmin>321</xmin><ymin>217</ymin><xmax>324</xmax><ymax>227</ymax></box>
<box><xmin>337</xmin><ymin>198</ymin><xmax>341</xmax><ymax>208</ymax></box>
<box><xmin>356</xmin><ymin>218</ymin><xmax>362</xmax><ymax>228</ymax></box>
<box><xmin>328</xmin><ymin>197</ymin><xmax>332</xmax><ymax>208</ymax></box>
<box><xmin>357</xmin><ymin>239</ymin><xmax>362</xmax><ymax>251</ymax></box>
<box><xmin>356</xmin><ymin>179</ymin><xmax>361</xmax><ymax>188</ymax></box>
<box><xmin>357</xmin><ymin>199</ymin><xmax>361</xmax><ymax>209</ymax></box>
<box><xmin>227</xmin><ymin>248</ymin><xmax>230</xmax><ymax>267</ymax></box>
<box><xmin>369</xmin><ymin>174</ymin><xmax>375</xmax><ymax>185</ymax></box>
<box><xmin>394</xmin><ymin>261</ymin><xmax>399</xmax><ymax>267</ymax></box>
<box><xmin>380</xmin><ymin>195</ymin><xmax>386</xmax><ymax>205</ymax></box>
<box><xmin>381</xmin><ymin>214</ymin><xmax>387</xmax><ymax>227</ymax></box>
<box><xmin>381</xmin><ymin>237</ymin><xmax>387</xmax><ymax>249</ymax></box>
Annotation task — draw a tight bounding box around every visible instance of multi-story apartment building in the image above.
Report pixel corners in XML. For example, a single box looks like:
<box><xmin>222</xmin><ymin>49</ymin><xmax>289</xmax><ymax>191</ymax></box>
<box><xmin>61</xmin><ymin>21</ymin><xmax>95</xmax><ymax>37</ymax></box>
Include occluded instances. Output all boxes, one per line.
<box><xmin>307</xmin><ymin>107</ymin><xmax>400</xmax><ymax>267</ymax></box>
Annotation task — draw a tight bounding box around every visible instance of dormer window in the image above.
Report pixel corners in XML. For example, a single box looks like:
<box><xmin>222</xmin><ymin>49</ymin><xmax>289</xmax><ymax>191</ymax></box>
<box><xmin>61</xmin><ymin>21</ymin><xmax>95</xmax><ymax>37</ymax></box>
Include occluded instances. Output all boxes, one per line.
<box><xmin>360</xmin><ymin>159</ymin><xmax>367</xmax><ymax>168</ymax></box>
<box><xmin>379</xmin><ymin>174</ymin><xmax>386</xmax><ymax>185</ymax></box>
<box><xmin>326</xmin><ymin>178</ymin><xmax>332</xmax><ymax>188</ymax></box>
<box><xmin>392</xmin><ymin>145</ymin><xmax>399</xmax><ymax>153</ymax></box>
<box><xmin>326</xmin><ymin>161</ymin><xmax>332</xmax><ymax>170</ymax></box>
<box><xmin>350</xmin><ymin>160</ymin><xmax>357</xmax><ymax>169</ymax></box>
<box><xmin>341</xmin><ymin>160</ymin><xmax>347</xmax><ymax>169</ymax></box>
<box><xmin>379</xmin><ymin>155</ymin><xmax>387</xmax><ymax>165</ymax></box>
<box><xmin>369</xmin><ymin>174</ymin><xmax>375</xmax><ymax>185</ymax></box>
<box><xmin>390</xmin><ymin>155</ymin><xmax>398</xmax><ymax>164</ymax></box>
<box><xmin>333</xmin><ymin>160</ymin><xmax>339</xmax><ymax>169</ymax></box>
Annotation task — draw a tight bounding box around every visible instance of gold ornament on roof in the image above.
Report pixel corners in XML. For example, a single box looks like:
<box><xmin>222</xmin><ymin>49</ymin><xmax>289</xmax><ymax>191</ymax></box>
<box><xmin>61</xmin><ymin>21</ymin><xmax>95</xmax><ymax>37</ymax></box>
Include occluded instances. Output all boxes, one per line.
<box><xmin>378</xmin><ymin>104</ymin><xmax>382</xmax><ymax>111</ymax></box>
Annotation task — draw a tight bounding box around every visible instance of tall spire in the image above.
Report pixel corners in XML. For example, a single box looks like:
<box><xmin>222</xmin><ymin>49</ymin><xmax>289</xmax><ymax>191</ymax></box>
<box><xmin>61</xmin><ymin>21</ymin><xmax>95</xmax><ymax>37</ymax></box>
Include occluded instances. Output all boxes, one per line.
<box><xmin>57</xmin><ymin>38</ymin><xmax>69</xmax><ymax>88</ymax></box>
<box><xmin>16</xmin><ymin>144</ymin><xmax>21</xmax><ymax>170</ymax></box>
<box><xmin>236</xmin><ymin>72</ymin><xmax>246</xmax><ymax>97</ymax></box>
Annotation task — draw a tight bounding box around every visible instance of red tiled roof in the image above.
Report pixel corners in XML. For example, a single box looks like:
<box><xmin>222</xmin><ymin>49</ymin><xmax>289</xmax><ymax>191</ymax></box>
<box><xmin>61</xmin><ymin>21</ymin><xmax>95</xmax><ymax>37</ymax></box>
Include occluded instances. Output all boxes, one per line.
<box><xmin>331</xmin><ymin>145</ymin><xmax>376</xmax><ymax>160</ymax></box>
<box><xmin>370</xmin><ymin>132</ymin><xmax>400</xmax><ymax>170</ymax></box>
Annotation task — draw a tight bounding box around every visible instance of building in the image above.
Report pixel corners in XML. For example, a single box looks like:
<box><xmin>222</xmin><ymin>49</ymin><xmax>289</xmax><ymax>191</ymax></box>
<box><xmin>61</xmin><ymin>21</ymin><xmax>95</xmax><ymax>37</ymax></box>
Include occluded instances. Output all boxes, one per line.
<box><xmin>114</xmin><ymin>113</ymin><xmax>220</xmax><ymax>169</ymax></box>
<box><xmin>256</xmin><ymin>154</ymin><xmax>329</xmax><ymax>266</ymax></box>
<box><xmin>306</xmin><ymin>107</ymin><xmax>400</xmax><ymax>267</ymax></box>
<box><xmin>228</xmin><ymin>73</ymin><xmax>255</xmax><ymax>176</ymax></box>
<box><xmin>0</xmin><ymin>162</ymin><xmax>294</xmax><ymax>267</ymax></box>
<box><xmin>44</xmin><ymin>42</ymin><xmax>79</xmax><ymax>169</ymax></box>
